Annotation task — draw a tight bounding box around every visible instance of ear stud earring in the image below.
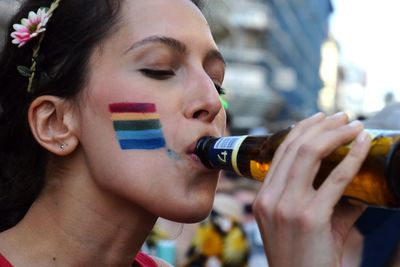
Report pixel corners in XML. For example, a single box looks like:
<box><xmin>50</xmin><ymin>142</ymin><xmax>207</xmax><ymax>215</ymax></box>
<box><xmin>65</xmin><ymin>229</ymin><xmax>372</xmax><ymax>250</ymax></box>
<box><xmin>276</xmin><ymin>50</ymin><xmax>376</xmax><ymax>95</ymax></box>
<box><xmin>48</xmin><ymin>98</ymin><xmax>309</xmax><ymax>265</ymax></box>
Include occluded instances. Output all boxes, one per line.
<box><xmin>60</xmin><ymin>144</ymin><xmax>65</xmax><ymax>150</ymax></box>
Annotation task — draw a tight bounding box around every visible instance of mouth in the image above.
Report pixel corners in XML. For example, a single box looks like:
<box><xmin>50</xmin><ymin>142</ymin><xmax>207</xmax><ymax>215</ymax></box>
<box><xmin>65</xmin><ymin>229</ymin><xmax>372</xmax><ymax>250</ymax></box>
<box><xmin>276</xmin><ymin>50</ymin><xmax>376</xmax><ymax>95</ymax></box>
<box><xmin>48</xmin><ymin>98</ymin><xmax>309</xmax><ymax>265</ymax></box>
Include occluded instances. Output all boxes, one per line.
<box><xmin>186</xmin><ymin>142</ymin><xmax>202</xmax><ymax>165</ymax></box>
<box><xmin>167</xmin><ymin>135</ymin><xmax>220</xmax><ymax>172</ymax></box>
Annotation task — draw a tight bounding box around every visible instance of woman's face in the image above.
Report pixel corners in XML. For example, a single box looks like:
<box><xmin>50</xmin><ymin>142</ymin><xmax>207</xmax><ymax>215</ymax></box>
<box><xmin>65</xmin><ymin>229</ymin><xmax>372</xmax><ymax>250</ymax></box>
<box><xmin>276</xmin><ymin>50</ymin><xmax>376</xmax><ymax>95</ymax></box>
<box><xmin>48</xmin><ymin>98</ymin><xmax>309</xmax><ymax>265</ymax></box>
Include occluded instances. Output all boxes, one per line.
<box><xmin>76</xmin><ymin>0</ymin><xmax>226</xmax><ymax>222</ymax></box>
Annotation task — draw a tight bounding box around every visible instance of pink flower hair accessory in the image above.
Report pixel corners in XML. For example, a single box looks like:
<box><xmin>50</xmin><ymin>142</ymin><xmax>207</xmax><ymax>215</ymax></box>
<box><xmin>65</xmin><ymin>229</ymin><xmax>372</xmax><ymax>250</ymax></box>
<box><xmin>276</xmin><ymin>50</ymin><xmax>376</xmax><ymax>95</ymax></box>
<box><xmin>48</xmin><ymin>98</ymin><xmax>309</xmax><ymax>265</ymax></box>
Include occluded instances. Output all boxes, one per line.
<box><xmin>11</xmin><ymin>8</ymin><xmax>49</xmax><ymax>48</ymax></box>
<box><xmin>10</xmin><ymin>0</ymin><xmax>61</xmax><ymax>93</ymax></box>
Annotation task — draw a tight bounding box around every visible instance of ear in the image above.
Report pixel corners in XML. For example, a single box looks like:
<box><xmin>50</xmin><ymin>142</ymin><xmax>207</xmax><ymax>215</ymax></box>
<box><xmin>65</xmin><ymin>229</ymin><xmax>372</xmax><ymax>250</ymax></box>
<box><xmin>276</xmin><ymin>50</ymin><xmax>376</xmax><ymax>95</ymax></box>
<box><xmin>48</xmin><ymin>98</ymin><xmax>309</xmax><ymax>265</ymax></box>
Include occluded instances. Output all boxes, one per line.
<box><xmin>28</xmin><ymin>95</ymin><xmax>79</xmax><ymax>156</ymax></box>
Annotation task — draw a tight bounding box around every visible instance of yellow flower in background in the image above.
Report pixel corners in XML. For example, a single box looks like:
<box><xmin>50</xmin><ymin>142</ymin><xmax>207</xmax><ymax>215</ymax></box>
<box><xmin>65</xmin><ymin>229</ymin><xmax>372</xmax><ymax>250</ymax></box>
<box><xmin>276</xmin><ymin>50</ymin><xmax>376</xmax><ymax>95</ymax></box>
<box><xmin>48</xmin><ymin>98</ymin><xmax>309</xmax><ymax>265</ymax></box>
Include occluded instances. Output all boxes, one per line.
<box><xmin>222</xmin><ymin>227</ymin><xmax>249</xmax><ymax>264</ymax></box>
<box><xmin>193</xmin><ymin>222</ymin><xmax>224</xmax><ymax>256</ymax></box>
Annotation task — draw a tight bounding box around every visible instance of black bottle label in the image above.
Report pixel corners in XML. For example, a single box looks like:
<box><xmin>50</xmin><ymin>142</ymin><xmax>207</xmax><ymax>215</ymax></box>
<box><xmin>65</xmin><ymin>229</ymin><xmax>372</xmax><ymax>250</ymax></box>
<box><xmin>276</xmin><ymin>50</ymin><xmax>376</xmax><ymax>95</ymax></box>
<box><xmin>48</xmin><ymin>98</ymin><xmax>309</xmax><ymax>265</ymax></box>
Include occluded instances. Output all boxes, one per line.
<box><xmin>206</xmin><ymin>136</ymin><xmax>247</xmax><ymax>175</ymax></box>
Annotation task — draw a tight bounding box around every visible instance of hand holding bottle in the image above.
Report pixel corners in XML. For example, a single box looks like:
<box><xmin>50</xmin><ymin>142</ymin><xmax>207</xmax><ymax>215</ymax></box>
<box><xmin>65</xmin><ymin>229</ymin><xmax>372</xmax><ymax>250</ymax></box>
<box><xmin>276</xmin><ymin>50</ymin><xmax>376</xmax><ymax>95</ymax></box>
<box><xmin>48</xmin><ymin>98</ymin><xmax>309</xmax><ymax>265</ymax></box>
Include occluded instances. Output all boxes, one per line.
<box><xmin>252</xmin><ymin>112</ymin><xmax>372</xmax><ymax>267</ymax></box>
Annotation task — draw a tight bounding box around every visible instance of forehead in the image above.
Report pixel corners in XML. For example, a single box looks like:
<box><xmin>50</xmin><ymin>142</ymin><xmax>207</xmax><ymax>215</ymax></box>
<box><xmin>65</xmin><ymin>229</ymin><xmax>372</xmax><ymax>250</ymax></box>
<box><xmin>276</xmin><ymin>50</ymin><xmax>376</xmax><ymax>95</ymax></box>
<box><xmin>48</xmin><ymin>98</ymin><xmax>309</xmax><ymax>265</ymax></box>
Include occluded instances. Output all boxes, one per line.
<box><xmin>116</xmin><ymin>0</ymin><xmax>215</xmax><ymax>48</ymax></box>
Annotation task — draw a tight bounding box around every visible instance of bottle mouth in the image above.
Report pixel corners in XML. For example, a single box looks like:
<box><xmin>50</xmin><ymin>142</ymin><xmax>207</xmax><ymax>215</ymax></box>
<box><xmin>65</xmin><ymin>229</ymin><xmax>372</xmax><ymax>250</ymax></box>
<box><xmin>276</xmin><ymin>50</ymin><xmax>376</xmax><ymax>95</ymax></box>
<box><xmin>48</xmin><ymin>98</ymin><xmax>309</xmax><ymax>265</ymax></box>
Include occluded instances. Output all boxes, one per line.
<box><xmin>194</xmin><ymin>136</ymin><xmax>214</xmax><ymax>168</ymax></box>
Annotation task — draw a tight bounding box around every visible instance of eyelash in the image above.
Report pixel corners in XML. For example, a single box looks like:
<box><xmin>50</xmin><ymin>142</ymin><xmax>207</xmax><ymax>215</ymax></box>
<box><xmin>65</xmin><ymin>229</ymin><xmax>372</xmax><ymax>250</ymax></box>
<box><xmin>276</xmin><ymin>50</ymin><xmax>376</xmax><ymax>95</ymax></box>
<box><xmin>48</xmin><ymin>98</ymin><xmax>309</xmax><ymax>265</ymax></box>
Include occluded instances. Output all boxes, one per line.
<box><xmin>214</xmin><ymin>83</ymin><xmax>226</xmax><ymax>95</ymax></box>
<box><xmin>140</xmin><ymin>69</ymin><xmax>175</xmax><ymax>80</ymax></box>
<box><xmin>140</xmin><ymin>68</ymin><xmax>225</xmax><ymax>95</ymax></box>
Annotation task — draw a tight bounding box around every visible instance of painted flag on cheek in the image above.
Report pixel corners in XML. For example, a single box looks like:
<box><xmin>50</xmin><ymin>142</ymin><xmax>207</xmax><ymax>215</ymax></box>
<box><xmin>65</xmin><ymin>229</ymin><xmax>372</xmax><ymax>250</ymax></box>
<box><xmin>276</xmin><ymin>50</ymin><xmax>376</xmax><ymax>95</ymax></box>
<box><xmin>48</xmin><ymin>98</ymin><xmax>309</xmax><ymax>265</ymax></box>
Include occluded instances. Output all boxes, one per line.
<box><xmin>109</xmin><ymin>103</ymin><xmax>166</xmax><ymax>150</ymax></box>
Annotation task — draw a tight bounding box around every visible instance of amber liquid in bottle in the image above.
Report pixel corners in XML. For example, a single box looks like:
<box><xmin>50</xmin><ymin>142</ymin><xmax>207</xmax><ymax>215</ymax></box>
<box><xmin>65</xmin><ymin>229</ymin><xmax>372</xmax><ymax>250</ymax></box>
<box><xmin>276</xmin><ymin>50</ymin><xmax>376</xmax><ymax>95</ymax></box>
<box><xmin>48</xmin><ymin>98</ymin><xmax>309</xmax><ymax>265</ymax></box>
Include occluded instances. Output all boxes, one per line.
<box><xmin>195</xmin><ymin>129</ymin><xmax>400</xmax><ymax>208</ymax></box>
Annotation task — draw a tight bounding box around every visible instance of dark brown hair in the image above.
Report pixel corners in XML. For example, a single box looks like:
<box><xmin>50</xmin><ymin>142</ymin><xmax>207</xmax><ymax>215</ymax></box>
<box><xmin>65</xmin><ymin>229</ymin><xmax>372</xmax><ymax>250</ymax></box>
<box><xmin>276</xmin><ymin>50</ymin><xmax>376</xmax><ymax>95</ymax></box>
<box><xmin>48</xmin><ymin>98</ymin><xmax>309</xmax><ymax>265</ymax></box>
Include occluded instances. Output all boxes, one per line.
<box><xmin>0</xmin><ymin>0</ymin><xmax>204</xmax><ymax>231</ymax></box>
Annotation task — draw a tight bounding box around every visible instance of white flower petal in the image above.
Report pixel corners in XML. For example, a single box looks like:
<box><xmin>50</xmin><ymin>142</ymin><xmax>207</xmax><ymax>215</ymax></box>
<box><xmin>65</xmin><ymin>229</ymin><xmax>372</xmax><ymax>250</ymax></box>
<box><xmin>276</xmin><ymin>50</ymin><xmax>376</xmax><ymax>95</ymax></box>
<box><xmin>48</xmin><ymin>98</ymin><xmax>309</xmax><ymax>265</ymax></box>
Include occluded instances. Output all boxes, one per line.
<box><xmin>41</xmin><ymin>9</ymin><xmax>49</xmax><ymax>18</ymax></box>
<box><xmin>21</xmin><ymin>18</ymin><xmax>29</xmax><ymax>27</ymax></box>
<box><xmin>42</xmin><ymin>17</ymin><xmax>49</xmax><ymax>26</ymax></box>
<box><xmin>12</xmin><ymin>24</ymin><xmax>25</xmax><ymax>31</ymax></box>
<box><xmin>28</xmin><ymin>11</ymin><xmax>38</xmax><ymax>21</ymax></box>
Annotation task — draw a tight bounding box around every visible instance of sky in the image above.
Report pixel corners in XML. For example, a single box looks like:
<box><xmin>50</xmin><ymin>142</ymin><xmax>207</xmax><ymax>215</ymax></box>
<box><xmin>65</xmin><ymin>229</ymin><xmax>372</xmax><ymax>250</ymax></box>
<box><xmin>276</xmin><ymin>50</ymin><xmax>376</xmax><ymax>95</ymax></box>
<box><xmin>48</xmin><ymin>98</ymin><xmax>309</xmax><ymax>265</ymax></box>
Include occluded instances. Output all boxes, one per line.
<box><xmin>329</xmin><ymin>0</ymin><xmax>400</xmax><ymax>111</ymax></box>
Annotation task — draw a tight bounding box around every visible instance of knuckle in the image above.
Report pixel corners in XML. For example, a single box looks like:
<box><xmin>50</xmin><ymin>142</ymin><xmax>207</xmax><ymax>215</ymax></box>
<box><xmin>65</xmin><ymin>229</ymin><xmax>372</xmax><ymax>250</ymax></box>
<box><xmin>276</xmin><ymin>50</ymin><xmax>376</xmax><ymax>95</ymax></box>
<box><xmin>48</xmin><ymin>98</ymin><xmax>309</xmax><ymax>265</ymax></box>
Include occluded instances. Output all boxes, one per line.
<box><xmin>297</xmin><ymin>143</ymin><xmax>320</xmax><ymax>158</ymax></box>
<box><xmin>347</xmin><ymin>147</ymin><xmax>364</xmax><ymax>160</ymax></box>
<box><xmin>275</xmin><ymin>203</ymin><xmax>319</xmax><ymax>231</ymax></box>
<box><xmin>253</xmin><ymin>195</ymin><xmax>273</xmax><ymax>218</ymax></box>
<box><xmin>331</xmin><ymin>168</ymin><xmax>353</xmax><ymax>184</ymax></box>
<box><xmin>296</xmin><ymin>209</ymin><xmax>315</xmax><ymax>230</ymax></box>
<box><xmin>295</xmin><ymin>118</ymin><xmax>309</xmax><ymax>130</ymax></box>
<box><xmin>284</xmin><ymin>142</ymin><xmax>298</xmax><ymax>155</ymax></box>
<box><xmin>273</xmin><ymin>202</ymin><xmax>295</xmax><ymax>225</ymax></box>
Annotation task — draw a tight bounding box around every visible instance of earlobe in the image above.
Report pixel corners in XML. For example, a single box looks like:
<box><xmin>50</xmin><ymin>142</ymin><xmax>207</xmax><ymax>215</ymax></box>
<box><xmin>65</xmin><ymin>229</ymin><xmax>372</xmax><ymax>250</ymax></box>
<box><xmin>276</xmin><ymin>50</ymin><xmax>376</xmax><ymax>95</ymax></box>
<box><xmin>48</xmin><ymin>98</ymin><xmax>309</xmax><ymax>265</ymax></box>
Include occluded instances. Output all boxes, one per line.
<box><xmin>28</xmin><ymin>95</ymin><xmax>79</xmax><ymax>156</ymax></box>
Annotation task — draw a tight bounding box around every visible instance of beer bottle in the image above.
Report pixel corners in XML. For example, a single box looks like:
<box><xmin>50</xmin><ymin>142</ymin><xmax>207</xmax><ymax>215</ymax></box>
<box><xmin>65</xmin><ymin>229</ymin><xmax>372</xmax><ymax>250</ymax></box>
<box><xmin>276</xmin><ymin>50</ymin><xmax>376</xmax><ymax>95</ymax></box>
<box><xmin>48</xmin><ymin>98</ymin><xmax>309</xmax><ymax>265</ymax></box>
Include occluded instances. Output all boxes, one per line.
<box><xmin>194</xmin><ymin>129</ymin><xmax>400</xmax><ymax>208</ymax></box>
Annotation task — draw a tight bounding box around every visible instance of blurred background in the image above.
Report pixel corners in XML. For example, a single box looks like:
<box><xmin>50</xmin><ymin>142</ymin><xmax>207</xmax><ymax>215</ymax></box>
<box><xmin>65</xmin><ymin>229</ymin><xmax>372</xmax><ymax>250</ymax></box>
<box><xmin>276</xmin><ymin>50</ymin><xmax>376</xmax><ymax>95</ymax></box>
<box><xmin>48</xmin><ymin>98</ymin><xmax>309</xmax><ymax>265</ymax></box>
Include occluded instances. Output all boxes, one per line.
<box><xmin>204</xmin><ymin>0</ymin><xmax>400</xmax><ymax>134</ymax></box>
<box><xmin>1</xmin><ymin>0</ymin><xmax>399</xmax><ymax>133</ymax></box>
<box><xmin>2</xmin><ymin>1</ymin><xmax>400</xmax><ymax>267</ymax></box>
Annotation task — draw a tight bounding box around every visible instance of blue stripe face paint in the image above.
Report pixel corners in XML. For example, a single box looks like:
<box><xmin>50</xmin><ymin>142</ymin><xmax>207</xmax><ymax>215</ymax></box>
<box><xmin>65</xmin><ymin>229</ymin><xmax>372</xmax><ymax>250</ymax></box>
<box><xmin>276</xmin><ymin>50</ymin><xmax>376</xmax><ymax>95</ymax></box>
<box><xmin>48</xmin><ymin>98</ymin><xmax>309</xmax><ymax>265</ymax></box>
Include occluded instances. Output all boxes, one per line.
<box><xmin>116</xmin><ymin>129</ymin><xmax>164</xmax><ymax>140</ymax></box>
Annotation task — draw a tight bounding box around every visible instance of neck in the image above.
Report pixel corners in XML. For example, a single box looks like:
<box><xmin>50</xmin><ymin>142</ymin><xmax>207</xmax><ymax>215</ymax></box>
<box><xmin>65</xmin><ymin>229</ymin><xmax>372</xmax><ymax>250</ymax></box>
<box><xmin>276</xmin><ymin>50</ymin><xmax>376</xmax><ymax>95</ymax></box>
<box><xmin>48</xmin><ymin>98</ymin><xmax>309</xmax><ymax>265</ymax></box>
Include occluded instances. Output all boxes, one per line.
<box><xmin>0</xmin><ymin>153</ymin><xmax>158</xmax><ymax>266</ymax></box>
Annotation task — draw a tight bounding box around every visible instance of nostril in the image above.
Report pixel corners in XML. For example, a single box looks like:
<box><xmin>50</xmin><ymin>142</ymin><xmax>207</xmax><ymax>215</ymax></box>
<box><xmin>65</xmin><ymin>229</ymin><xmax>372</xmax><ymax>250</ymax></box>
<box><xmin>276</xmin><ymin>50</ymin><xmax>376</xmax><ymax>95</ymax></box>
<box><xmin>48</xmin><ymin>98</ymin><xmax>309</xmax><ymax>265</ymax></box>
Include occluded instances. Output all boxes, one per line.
<box><xmin>193</xmin><ymin>110</ymin><xmax>209</xmax><ymax>120</ymax></box>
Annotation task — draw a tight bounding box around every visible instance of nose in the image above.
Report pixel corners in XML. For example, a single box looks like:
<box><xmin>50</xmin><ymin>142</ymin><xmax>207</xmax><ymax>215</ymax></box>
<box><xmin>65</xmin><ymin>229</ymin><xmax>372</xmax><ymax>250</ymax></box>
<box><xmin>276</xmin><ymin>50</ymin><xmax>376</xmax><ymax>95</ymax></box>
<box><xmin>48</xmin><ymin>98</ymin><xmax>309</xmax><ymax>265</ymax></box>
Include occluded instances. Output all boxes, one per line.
<box><xmin>183</xmin><ymin>71</ymin><xmax>223</xmax><ymax>123</ymax></box>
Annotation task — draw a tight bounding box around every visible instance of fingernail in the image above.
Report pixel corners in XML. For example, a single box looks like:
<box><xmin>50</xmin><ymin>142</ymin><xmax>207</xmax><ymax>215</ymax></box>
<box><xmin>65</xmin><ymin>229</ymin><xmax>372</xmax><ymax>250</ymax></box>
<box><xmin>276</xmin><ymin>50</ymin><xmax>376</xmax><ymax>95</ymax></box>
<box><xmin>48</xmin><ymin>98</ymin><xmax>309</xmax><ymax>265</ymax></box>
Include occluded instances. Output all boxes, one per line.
<box><xmin>356</xmin><ymin>131</ymin><xmax>368</xmax><ymax>143</ymax></box>
<box><xmin>331</xmin><ymin>111</ymin><xmax>346</xmax><ymax>118</ymax></box>
<box><xmin>348</xmin><ymin>120</ymin><xmax>362</xmax><ymax>128</ymax></box>
<box><xmin>311</xmin><ymin>112</ymin><xmax>324</xmax><ymax>118</ymax></box>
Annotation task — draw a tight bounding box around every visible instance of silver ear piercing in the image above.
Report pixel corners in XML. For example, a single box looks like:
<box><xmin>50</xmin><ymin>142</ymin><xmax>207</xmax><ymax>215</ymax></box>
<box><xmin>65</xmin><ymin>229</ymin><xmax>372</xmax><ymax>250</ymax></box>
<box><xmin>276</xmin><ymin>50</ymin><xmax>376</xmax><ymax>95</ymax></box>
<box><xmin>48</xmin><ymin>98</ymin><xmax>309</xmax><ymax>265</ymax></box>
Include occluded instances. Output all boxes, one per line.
<box><xmin>60</xmin><ymin>144</ymin><xmax>65</xmax><ymax>150</ymax></box>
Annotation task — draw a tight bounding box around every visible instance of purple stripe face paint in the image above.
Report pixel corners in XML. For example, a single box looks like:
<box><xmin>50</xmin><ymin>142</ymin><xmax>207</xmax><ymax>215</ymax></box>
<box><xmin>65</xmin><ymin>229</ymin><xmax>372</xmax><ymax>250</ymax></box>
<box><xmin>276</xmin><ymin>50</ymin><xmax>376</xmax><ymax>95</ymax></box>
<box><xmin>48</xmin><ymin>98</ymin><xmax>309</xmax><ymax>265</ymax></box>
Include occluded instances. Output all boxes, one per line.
<box><xmin>109</xmin><ymin>103</ymin><xmax>156</xmax><ymax>113</ymax></box>
<box><xmin>109</xmin><ymin>102</ymin><xmax>166</xmax><ymax>150</ymax></box>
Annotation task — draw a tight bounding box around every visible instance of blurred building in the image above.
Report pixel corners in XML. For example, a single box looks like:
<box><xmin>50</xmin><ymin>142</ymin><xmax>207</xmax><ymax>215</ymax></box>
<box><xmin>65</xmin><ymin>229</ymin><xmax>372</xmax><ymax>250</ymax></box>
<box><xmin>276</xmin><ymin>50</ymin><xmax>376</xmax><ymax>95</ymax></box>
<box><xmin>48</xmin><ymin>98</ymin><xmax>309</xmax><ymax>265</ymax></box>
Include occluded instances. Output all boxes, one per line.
<box><xmin>206</xmin><ymin>0</ymin><xmax>333</xmax><ymax>132</ymax></box>
<box><xmin>1</xmin><ymin>0</ymin><xmax>333</xmax><ymax>132</ymax></box>
<box><xmin>336</xmin><ymin>64</ymin><xmax>368</xmax><ymax>119</ymax></box>
<box><xmin>318</xmin><ymin>35</ymin><xmax>339</xmax><ymax>114</ymax></box>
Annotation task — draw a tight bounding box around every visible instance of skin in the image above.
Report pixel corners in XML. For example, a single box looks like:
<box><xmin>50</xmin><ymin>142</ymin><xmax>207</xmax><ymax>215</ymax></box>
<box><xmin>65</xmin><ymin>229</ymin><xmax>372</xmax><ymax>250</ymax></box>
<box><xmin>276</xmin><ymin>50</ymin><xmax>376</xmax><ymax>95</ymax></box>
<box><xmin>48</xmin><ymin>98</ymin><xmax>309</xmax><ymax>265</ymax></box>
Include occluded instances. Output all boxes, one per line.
<box><xmin>253</xmin><ymin>112</ymin><xmax>372</xmax><ymax>267</ymax></box>
<box><xmin>0</xmin><ymin>0</ymin><xmax>226</xmax><ymax>266</ymax></box>
<box><xmin>0</xmin><ymin>0</ymin><xmax>373</xmax><ymax>266</ymax></box>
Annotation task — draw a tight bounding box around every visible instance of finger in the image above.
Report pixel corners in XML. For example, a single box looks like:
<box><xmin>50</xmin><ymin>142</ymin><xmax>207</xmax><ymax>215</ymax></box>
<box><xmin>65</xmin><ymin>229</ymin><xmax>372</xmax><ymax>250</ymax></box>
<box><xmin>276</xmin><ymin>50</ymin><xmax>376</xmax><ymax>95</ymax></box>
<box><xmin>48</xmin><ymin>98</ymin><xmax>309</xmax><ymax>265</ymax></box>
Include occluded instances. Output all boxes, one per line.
<box><xmin>262</xmin><ymin>112</ymin><xmax>349</xmax><ymax>195</ymax></box>
<box><xmin>262</xmin><ymin>112</ymin><xmax>326</xmax><ymax>187</ymax></box>
<box><xmin>312</xmin><ymin>130</ymin><xmax>372</xmax><ymax>214</ymax></box>
<box><xmin>283</xmin><ymin>120</ymin><xmax>365</xmax><ymax>195</ymax></box>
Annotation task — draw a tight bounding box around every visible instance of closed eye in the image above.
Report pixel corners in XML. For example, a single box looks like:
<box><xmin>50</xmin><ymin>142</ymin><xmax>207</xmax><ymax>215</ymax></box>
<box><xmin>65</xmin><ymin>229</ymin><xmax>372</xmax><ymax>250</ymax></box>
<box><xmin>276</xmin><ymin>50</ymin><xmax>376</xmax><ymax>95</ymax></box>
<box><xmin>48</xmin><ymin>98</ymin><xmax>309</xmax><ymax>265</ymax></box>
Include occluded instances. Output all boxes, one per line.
<box><xmin>140</xmin><ymin>69</ymin><xmax>175</xmax><ymax>80</ymax></box>
<box><xmin>214</xmin><ymin>83</ymin><xmax>226</xmax><ymax>95</ymax></box>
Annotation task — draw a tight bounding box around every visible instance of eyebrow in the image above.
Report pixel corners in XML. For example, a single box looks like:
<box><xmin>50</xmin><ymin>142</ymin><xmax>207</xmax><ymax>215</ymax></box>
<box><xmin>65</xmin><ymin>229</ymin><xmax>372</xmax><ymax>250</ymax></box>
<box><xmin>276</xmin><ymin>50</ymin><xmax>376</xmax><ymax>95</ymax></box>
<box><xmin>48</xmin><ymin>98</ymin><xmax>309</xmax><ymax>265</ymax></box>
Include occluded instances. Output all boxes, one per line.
<box><xmin>125</xmin><ymin>35</ymin><xmax>187</xmax><ymax>54</ymax></box>
<box><xmin>124</xmin><ymin>35</ymin><xmax>226</xmax><ymax>66</ymax></box>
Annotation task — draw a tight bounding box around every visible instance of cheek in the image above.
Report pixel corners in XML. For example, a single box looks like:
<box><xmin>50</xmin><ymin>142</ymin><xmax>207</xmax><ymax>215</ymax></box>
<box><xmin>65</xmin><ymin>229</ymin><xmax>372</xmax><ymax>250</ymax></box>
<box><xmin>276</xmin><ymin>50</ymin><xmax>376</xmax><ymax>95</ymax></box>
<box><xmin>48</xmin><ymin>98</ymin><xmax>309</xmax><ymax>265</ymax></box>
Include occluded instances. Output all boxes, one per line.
<box><xmin>218</xmin><ymin>111</ymin><xmax>227</xmax><ymax>134</ymax></box>
<box><xmin>109</xmin><ymin>102</ymin><xmax>167</xmax><ymax>150</ymax></box>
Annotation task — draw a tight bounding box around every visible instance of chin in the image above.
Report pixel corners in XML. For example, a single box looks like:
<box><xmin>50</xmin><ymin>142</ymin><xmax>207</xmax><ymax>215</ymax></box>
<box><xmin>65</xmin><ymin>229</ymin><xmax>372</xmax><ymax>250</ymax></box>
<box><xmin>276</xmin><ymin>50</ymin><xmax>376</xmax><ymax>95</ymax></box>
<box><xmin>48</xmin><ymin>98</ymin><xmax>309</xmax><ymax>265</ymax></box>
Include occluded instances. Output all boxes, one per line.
<box><xmin>183</xmin><ymin>208</ymin><xmax>213</xmax><ymax>223</ymax></box>
<box><xmin>162</xmin><ymin>197</ymin><xmax>215</xmax><ymax>224</ymax></box>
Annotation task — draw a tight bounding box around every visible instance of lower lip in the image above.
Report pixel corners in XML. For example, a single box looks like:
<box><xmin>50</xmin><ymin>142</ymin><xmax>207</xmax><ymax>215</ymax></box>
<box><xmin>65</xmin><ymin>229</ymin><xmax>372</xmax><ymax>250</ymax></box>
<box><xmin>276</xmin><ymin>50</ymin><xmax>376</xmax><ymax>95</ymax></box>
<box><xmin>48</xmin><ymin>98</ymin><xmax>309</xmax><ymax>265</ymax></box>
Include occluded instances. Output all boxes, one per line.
<box><xmin>187</xmin><ymin>153</ymin><xmax>211</xmax><ymax>171</ymax></box>
<box><xmin>189</xmin><ymin>153</ymin><xmax>201</xmax><ymax>163</ymax></box>
<box><xmin>168</xmin><ymin>149</ymin><xmax>216</xmax><ymax>173</ymax></box>
<box><xmin>186</xmin><ymin>153</ymin><xmax>203</xmax><ymax>169</ymax></box>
